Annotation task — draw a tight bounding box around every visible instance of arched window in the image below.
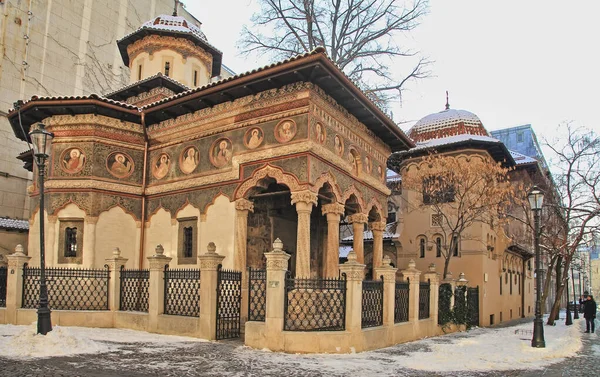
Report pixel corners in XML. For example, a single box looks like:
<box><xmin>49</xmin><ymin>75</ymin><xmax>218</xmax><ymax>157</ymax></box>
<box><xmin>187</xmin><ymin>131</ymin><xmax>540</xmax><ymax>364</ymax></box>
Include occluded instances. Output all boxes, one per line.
<box><xmin>435</xmin><ymin>237</ymin><xmax>442</xmax><ymax>258</ymax></box>
<box><xmin>419</xmin><ymin>238</ymin><xmax>425</xmax><ymax>258</ymax></box>
<box><xmin>451</xmin><ymin>235</ymin><xmax>459</xmax><ymax>256</ymax></box>
<box><xmin>64</xmin><ymin>227</ymin><xmax>77</xmax><ymax>257</ymax></box>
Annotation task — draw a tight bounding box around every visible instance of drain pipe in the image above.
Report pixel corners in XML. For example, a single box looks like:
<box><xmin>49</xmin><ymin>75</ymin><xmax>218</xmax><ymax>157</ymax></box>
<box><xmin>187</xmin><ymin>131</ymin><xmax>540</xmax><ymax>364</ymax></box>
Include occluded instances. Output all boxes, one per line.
<box><xmin>138</xmin><ymin>111</ymin><xmax>149</xmax><ymax>268</ymax></box>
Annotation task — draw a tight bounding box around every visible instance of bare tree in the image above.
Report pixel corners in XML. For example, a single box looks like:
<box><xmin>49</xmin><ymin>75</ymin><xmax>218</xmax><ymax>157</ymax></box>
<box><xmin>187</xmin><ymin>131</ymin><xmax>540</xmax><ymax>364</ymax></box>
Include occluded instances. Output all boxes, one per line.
<box><xmin>239</xmin><ymin>0</ymin><xmax>432</xmax><ymax>106</ymax></box>
<box><xmin>401</xmin><ymin>153</ymin><xmax>515</xmax><ymax>278</ymax></box>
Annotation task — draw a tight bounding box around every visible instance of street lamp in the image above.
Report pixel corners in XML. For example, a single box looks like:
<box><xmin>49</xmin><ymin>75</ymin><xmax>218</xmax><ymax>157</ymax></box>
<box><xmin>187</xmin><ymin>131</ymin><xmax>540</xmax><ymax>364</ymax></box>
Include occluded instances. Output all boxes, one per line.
<box><xmin>572</xmin><ymin>265</ymin><xmax>579</xmax><ymax>320</ymax></box>
<box><xmin>528</xmin><ymin>186</ymin><xmax>545</xmax><ymax>348</ymax></box>
<box><xmin>29</xmin><ymin>123</ymin><xmax>54</xmax><ymax>335</ymax></box>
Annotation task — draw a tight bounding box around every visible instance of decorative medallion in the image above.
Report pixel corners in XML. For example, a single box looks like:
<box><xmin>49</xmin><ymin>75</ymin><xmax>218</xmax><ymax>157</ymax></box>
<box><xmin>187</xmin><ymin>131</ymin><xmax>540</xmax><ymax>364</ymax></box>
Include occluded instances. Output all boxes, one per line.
<box><xmin>314</xmin><ymin>122</ymin><xmax>326</xmax><ymax>144</ymax></box>
<box><xmin>179</xmin><ymin>146</ymin><xmax>199</xmax><ymax>174</ymax></box>
<box><xmin>364</xmin><ymin>155</ymin><xmax>372</xmax><ymax>173</ymax></box>
<box><xmin>209</xmin><ymin>138</ymin><xmax>233</xmax><ymax>168</ymax></box>
<box><xmin>61</xmin><ymin>147</ymin><xmax>86</xmax><ymax>174</ymax></box>
<box><xmin>377</xmin><ymin>165</ymin><xmax>384</xmax><ymax>181</ymax></box>
<box><xmin>274</xmin><ymin>119</ymin><xmax>297</xmax><ymax>143</ymax></box>
<box><xmin>334</xmin><ymin>134</ymin><xmax>344</xmax><ymax>156</ymax></box>
<box><xmin>244</xmin><ymin>127</ymin><xmax>264</xmax><ymax>150</ymax></box>
<box><xmin>107</xmin><ymin>152</ymin><xmax>134</xmax><ymax>178</ymax></box>
<box><xmin>152</xmin><ymin>153</ymin><xmax>171</xmax><ymax>179</ymax></box>
<box><xmin>348</xmin><ymin>148</ymin><xmax>360</xmax><ymax>175</ymax></box>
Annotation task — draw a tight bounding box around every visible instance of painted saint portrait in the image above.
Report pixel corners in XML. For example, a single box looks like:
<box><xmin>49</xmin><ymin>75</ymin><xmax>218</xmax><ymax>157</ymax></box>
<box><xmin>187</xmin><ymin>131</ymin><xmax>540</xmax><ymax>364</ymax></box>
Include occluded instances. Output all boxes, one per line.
<box><xmin>348</xmin><ymin>149</ymin><xmax>359</xmax><ymax>175</ymax></box>
<box><xmin>274</xmin><ymin>119</ymin><xmax>297</xmax><ymax>143</ymax></box>
<box><xmin>364</xmin><ymin>155</ymin><xmax>372</xmax><ymax>173</ymax></box>
<box><xmin>377</xmin><ymin>165</ymin><xmax>384</xmax><ymax>180</ymax></box>
<box><xmin>152</xmin><ymin>153</ymin><xmax>171</xmax><ymax>179</ymax></box>
<box><xmin>210</xmin><ymin>138</ymin><xmax>233</xmax><ymax>168</ymax></box>
<box><xmin>61</xmin><ymin>147</ymin><xmax>85</xmax><ymax>174</ymax></box>
<box><xmin>107</xmin><ymin>152</ymin><xmax>134</xmax><ymax>178</ymax></box>
<box><xmin>179</xmin><ymin>146</ymin><xmax>199</xmax><ymax>174</ymax></box>
<box><xmin>314</xmin><ymin>122</ymin><xmax>326</xmax><ymax>144</ymax></box>
<box><xmin>244</xmin><ymin>127</ymin><xmax>264</xmax><ymax>150</ymax></box>
<box><xmin>334</xmin><ymin>135</ymin><xmax>344</xmax><ymax>156</ymax></box>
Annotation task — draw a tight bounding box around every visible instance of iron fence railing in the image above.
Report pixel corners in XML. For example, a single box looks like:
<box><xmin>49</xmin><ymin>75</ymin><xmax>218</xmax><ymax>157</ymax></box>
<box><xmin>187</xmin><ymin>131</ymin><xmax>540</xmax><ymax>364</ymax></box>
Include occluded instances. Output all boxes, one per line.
<box><xmin>467</xmin><ymin>286</ymin><xmax>480</xmax><ymax>328</ymax></box>
<box><xmin>284</xmin><ymin>275</ymin><xmax>346</xmax><ymax>331</ymax></box>
<box><xmin>0</xmin><ymin>266</ymin><xmax>7</xmax><ymax>307</ymax></box>
<box><xmin>454</xmin><ymin>286</ymin><xmax>467</xmax><ymax>325</ymax></box>
<box><xmin>394</xmin><ymin>281</ymin><xmax>410</xmax><ymax>323</ymax></box>
<box><xmin>22</xmin><ymin>265</ymin><xmax>110</xmax><ymax>310</ymax></box>
<box><xmin>163</xmin><ymin>267</ymin><xmax>200</xmax><ymax>317</ymax></box>
<box><xmin>216</xmin><ymin>267</ymin><xmax>242</xmax><ymax>340</ymax></box>
<box><xmin>419</xmin><ymin>281</ymin><xmax>431</xmax><ymax>320</ymax></box>
<box><xmin>248</xmin><ymin>267</ymin><xmax>266</xmax><ymax>322</ymax></box>
<box><xmin>362</xmin><ymin>280</ymin><xmax>384</xmax><ymax>328</ymax></box>
<box><xmin>438</xmin><ymin>283</ymin><xmax>453</xmax><ymax>325</ymax></box>
<box><xmin>119</xmin><ymin>267</ymin><xmax>149</xmax><ymax>313</ymax></box>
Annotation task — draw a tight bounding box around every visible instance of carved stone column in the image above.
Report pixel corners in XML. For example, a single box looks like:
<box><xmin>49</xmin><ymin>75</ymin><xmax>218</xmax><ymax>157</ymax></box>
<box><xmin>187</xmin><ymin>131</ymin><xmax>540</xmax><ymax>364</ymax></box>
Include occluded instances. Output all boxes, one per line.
<box><xmin>338</xmin><ymin>251</ymin><xmax>366</xmax><ymax>336</ymax></box>
<box><xmin>322</xmin><ymin>203</ymin><xmax>345</xmax><ymax>278</ymax></box>
<box><xmin>147</xmin><ymin>245</ymin><xmax>172</xmax><ymax>332</ymax></box>
<box><xmin>5</xmin><ymin>245</ymin><xmax>31</xmax><ymax>324</ymax></box>
<box><xmin>264</xmin><ymin>238</ymin><xmax>291</xmax><ymax>351</ymax></box>
<box><xmin>291</xmin><ymin>190</ymin><xmax>317</xmax><ymax>278</ymax></box>
<box><xmin>198</xmin><ymin>242</ymin><xmax>225</xmax><ymax>340</ymax></box>
<box><xmin>105</xmin><ymin>247</ymin><xmax>129</xmax><ymax>312</ymax></box>
<box><xmin>374</xmin><ymin>256</ymin><xmax>398</xmax><ymax>330</ymax></box>
<box><xmin>370</xmin><ymin>221</ymin><xmax>386</xmax><ymax>276</ymax></box>
<box><xmin>234</xmin><ymin>198</ymin><xmax>254</xmax><ymax>328</ymax></box>
<box><xmin>423</xmin><ymin>263</ymin><xmax>441</xmax><ymax>326</ymax></box>
<box><xmin>400</xmin><ymin>259</ymin><xmax>422</xmax><ymax>323</ymax></box>
<box><xmin>348</xmin><ymin>213</ymin><xmax>368</xmax><ymax>264</ymax></box>
<box><xmin>83</xmin><ymin>216</ymin><xmax>98</xmax><ymax>268</ymax></box>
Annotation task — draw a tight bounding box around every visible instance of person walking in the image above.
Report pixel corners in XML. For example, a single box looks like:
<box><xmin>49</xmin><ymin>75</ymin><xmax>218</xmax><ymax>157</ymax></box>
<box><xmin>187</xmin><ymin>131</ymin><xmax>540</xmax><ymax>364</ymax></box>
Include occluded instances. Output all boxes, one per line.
<box><xmin>583</xmin><ymin>295</ymin><xmax>597</xmax><ymax>333</ymax></box>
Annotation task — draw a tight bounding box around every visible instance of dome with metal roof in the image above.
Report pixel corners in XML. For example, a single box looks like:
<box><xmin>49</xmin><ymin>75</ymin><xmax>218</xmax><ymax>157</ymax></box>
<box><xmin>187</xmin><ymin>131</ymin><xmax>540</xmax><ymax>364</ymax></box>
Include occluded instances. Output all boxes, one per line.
<box><xmin>408</xmin><ymin>95</ymin><xmax>489</xmax><ymax>143</ymax></box>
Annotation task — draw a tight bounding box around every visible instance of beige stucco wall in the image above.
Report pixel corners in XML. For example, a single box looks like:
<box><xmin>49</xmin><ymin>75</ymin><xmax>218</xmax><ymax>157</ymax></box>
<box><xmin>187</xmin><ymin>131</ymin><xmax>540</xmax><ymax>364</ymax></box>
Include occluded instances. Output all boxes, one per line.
<box><xmin>130</xmin><ymin>50</ymin><xmax>210</xmax><ymax>88</ymax></box>
<box><xmin>95</xmin><ymin>206</ymin><xmax>139</xmax><ymax>268</ymax></box>
<box><xmin>201</xmin><ymin>194</ymin><xmax>235</xmax><ymax>269</ymax></box>
<box><xmin>144</xmin><ymin>208</ymin><xmax>173</xmax><ymax>267</ymax></box>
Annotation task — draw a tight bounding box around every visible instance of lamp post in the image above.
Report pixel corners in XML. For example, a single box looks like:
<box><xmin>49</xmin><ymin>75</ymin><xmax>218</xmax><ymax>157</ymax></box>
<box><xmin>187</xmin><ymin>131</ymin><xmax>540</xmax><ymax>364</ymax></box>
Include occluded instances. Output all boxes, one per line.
<box><xmin>572</xmin><ymin>265</ymin><xmax>579</xmax><ymax>319</ymax></box>
<box><xmin>565</xmin><ymin>276</ymin><xmax>572</xmax><ymax>325</ymax></box>
<box><xmin>29</xmin><ymin>123</ymin><xmax>54</xmax><ymax>335</ymax></box>
<box><xmin>528</xmin><ymin>186</ymin><xmax>545</xmax><ymax>348</ymax></box>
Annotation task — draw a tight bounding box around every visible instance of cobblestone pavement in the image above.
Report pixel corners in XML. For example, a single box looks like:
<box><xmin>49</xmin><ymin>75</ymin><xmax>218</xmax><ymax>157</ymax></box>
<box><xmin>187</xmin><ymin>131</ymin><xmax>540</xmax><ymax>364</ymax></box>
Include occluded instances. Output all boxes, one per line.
<box><xmin>1</xmin><ymin>320</ymin><xmax>598</xmax><ymax>377</ymax></box>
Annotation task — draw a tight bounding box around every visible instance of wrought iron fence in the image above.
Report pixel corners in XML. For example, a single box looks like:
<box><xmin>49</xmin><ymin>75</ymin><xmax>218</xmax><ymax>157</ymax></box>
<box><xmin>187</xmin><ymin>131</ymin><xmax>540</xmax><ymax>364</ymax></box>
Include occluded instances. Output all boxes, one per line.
<box><xmin>216</xmin><ymin>267</ymin><xmax>242</xmax><ymax>340</ymax></box>
<box><xmin>467</xmin><ymin>286</ymin><xmax>480</xmax><ymax>328</ymax></box>
<box><xmin>248</xmin><ymin>267</ymin><xmax>266</xmax><ymax>322</ymax></box>
<box><xmin>394</xmin><ymin>281</ymin><xmax>410</xmax><ymax>323</ymax></box>
<box><xmin>438</xmin><ymin>283</ymin><xmax>453</xmax><ymax>325</ymax></box>
<box><xmin>163</xmin><ymin>267</ymin><xmax>200</xmax><ymax>317</ymax></box>
<box><xmin>22</xmin><ymin>265</ymin><xmax>110</xmax><ymax>310</ymax></box>
<box><xmin>362</xmin><ymin>280</ymin><xmax>384</xmax><ymax>328</ymax></box>
<box><xmin>0</xmin><ymin>266</ymin><xmax>7</xmax><ymax>307</ymax></box>
<box><xmin>284</xmin><ymin>274</ymin><xmax>346</xmax><ymax>331</ymax></box>
<box><xmin>453</xmin><ymin>286</ymin><xmax>467</xmax><ymax>325</ymax></box>
<box><xmin>119</xmin><ymin>267</ymin><xmax>150</xmax><ymax>312</ymax></box>
<box><xmin>418</xmin><ymin>281</ymin><xmax>431</xmax><ymax>319</ymax></box>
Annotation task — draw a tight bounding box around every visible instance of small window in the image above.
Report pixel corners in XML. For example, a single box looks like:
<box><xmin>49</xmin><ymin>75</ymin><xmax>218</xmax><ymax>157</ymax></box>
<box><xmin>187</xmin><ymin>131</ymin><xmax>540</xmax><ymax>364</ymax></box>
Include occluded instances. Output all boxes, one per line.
<box><xmin>164</xmin><ymin>61</ymin><xmax>171</xmax><ymax>77</ymax></box>
<box><xmin>435</xmin><ymin>237</ymin><xmax>442</xmax><ymax>258</ymax></box>
<box><xmin>431</xmin><ymin>213</ymin><xmax>442</xmax><ymax>227</ymax></box>
<box><xmin>138</xmin><ymin>64</ymin><xmax>142</xmax><ymax>80</ymax></box>
<box><xmin>193</xmin><ymin>70</ymin><xmax>198</xmax><ymax>86</ymax></box>
<box><xmin>178</xmin><ymin>217</ymin><xmax>197</xmax><ymax>264</ymax></box>
<box><xmin>451</xmin><ymin>235</ymin><xmax>459</xmax><ymax>256</ymax></box>
<box><xmin>64</xmin><ymin>227</ymin><xmax>77</xmax><ymax>257</ymax></box>
<box><xmin>419</xmin><ymin>238</ymin><xmax>425</xmax><ymax>258</ymax></box>
<box><xmin>500</xmin><ymin>276</ymin><xmax>502</xmax><ymax>295</ymax></box>
<box><xmin>510</xmin><ymin>272</ymin><xmax>513</xmax><ymax>295</ymax></box>
<box><xmin>517</xmin><ymin>132</ymin><xmax>524</xmax><ymax>143</ymax></box>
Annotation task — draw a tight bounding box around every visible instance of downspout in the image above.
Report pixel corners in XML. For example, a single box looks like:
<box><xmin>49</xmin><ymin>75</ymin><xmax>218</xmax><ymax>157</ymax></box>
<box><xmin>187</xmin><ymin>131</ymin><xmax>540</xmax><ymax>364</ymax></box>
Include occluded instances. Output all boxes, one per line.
<box><xmin>521</xmin><ymin>259</ymin><xmax>526</xmax><ymax>318</ymax></box>
<box><xmin>138</xmin><ymin>111</ymin><xmax>149</xmax><ymax>268</ymax></box>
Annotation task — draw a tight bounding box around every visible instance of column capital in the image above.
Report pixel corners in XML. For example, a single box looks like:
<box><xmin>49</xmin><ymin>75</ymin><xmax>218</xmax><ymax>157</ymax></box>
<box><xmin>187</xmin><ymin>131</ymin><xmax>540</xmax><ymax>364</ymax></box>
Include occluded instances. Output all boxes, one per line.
<box><xmin>235</xmin><ymin>198</ymin><xmax>254</xmax><ymax>213</ymax></box>
<box><xmin>198</xmin><ymin>242</ymin><xmax>225</xmax><ymax>270</ymax></box>
<box><xmin>6</xmin><ymin>245</ymin><xmax>31</xmax><ymax>269</ymax></box>
<box><xmin>264</xmin><ymin>238</ymin><xmax>291</xmax><ymax>271</ymax></box>
<box><xmin>322</xmin><ymin>203</ymin><xmax>345</xmax><ymax>217</ymax></box>
<box><xmin>348</xmin><ymin>213</ymin><xmax>368</xmax><ymax>224</ymax></box>
<box><xmin>369</xmin><ymin>221</ymin><xmax>387</xmax><ymax>232</ymax></box>
<box><xmin>338</xmin><ymin>251</ymin><xmax>365</xmax><ymax>281</ymax></box>
<box><xmin>290</xmin><ymin>190</ymin><xmax>318</xmax><ymax>206</ymax></box>
<box><xmin>146</xmin><ymin>245</ymin><xmax>172</xmax><ymax>270</ymax></box>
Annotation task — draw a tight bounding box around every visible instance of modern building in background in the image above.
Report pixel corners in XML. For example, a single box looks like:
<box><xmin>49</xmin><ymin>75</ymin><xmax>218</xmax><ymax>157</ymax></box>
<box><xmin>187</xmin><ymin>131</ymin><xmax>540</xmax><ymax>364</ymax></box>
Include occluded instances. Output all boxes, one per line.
<box><xmin>0</xmin><ymin>0</ymin><xmax>206</xmax><ymax>257</ymax></box>
<box><xmin>490</xmin><ymin>125</ymin><xmax>548</xmax><ymax>170</ymax></box>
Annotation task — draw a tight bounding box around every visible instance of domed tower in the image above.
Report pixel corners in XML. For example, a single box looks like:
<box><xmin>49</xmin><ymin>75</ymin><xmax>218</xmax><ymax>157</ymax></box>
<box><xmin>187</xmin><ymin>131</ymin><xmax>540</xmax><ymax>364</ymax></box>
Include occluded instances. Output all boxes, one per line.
<box><xmin>117</xmin><ymin>9</ymin><xmax>222</xmax><ymax>88</ymax></box>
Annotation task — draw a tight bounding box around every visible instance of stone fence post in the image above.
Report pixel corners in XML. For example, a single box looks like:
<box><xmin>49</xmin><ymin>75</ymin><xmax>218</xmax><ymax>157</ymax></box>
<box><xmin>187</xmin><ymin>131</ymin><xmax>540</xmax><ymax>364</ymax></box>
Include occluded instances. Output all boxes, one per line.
<box><xmin>338</xmin><ymin>251</ymin><xmax>365</xmax><ymax>335</ymax></box>
<box><xmin>105</xmin><ymin>247</ymin><xmax>128</xmax><ymax>312</ymax></box>
<box><xmin>400</xmin><ymin>259</ymin><xmax>421</xmax><ymax>323</ymax></box>
<box><xmin>147</xmin><ymin>245</ymin><xmax>172</xmax><ymax>332</ymax></box>
<box><xmin>198</xmin><ymin>242</ymin><xmax>224</xmax><ymax>340</ymax></box>
<box><xmin>264</xmin><ymin>238</ymin><xmax>290</xmax><ymax>351</ymax></box>
<box><xmin>5</xmin><ymin>245</ymin><xmax>31</xmax><ymax>324</ymax></box>
<box><xmin>423</xmin><ymin>263</ymin><xmax>441</xmax><ymax>325</ymax></box>
<box><xmin>442</xmin><ymin>271</ymin><xmax>457</xmax><ymax>308</ymax></box>
<box><xmin>374</xmin><ymin>255</ymin><xmax>398</xmax><ymax>331</ymax></box>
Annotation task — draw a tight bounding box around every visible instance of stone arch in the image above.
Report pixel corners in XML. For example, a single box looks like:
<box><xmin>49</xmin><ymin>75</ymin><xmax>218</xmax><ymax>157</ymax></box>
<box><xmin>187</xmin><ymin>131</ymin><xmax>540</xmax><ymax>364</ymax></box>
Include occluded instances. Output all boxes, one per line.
<box><xmin>341</xmin><ymin>185</ymin><xmax>366</xmax><ymax>212</ymax></box>
<box><xmin>366</xmin><ymin>197</ymin><xmax>384</xmax><ymax>222</ymax></box>
<box><xmin>173</xmin><ymin>199</ymin><xmax>201</xmax><ymax>219</ymax></box>
<box><xmin>202</xmin><ymin>192</ymin><xmax>232</xmax><ymax>215</ymax></box>
<box><xmin>312</xmin><ymin>171</ymin><xmax>342</xmax><ymax>203</ymax></box>
<box><xmin>235</xmin><ymin>164</ymin><xmax>304</xmax><ymax>199</ymax></box>
<box><xmin>52</xmin><ymin>200</ymin><xmax>88</xmax><ymax>217</ymax></box>
<box><xmin>102</xmin><ymin>203</ymin><xmax>139</xmax><ymax>223</ymax></box>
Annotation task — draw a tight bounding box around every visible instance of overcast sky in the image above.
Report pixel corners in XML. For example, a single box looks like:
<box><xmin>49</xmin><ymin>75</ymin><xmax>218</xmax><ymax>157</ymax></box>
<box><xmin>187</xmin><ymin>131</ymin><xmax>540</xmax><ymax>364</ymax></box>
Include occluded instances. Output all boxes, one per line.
<box><xmin>188</xmin><ymin>0</ymin><xmax>600</xmax><ymax>142</ymax></box>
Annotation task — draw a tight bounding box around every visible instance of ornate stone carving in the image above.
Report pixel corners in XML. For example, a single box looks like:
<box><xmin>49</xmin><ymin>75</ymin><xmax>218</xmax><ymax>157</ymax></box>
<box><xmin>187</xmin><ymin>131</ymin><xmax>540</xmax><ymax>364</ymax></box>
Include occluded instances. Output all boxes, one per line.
<box><xmin>341</xmin><ymin>185</ymin><xmax>366</xmax><ymax>211</ymax></box>
<box><xmin>45</xmin><ymin>180</ymin><xmax>143</xmax><ymax>195</ymax></box>
<box><xmin>290</xmin><ymin>190</ymin><xmax>318</xmax><ymax>206</ymax></box>
<box><xmin>312</xmin><ymin>171</ymin><xmax>343</xmax><ymax>202</ymax></box>
<box><xmin>321</xmin><ymin>203</ymin><xmax>345</xmax><ymax>216</ymax></box>
<box><xmin>348</xmin><ymin>213</ymin><xmax>368</xmax><ymax>224</ymax></box>
<box><xmin>235</xmin><ymin>164</ymin><xmax>304</xmax><ymax>199</ymax></box>
<box><xmin>265</xmin><ymin>238</ymin><xmax>291</xmax><ymax>271</ymax></box>
<box><xmin>235</xmin><ymin>198</ymin><xmax>254</xmax><ymax>212</ymax></box>
<box><xmin>369</xmin><ymin>221</ymin><xmax>386</xmax><ymax>232</ymax></box>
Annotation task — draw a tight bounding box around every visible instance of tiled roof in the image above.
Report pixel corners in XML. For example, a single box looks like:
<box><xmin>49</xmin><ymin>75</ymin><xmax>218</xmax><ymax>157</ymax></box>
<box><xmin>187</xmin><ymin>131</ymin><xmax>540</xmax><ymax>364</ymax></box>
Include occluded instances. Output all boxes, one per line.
<box><xmin>410</xmin><ymin>134</ymin><xmax>502</xmax><ymax>152</ymax></box>
<box><xmin>509</xmin><ymin>150</ymin><xmax>538</xmax><ymax>165</ymax></box>
<box><xmin>0</xmin><ymin>217</ymin><xmax>29</xmax><ymax>231</ymax></box>
<box><xmin>341</xmin><ymin>222</ymin><xmax>399</xmax><ymax>243</ymax></box>
<box><xmin>408</xmin><ymin>109</ymin><xmax>488</xmax><ymax>143</ymax></box>
<box><xmin>9</xmin><ymin>93</ymin><xmax>138</xmax><ymax>112</ymax></box>
<box><xmin>104</xmin><ymin>72</ymin><xmax>189</xmax><ymax>99</ymax></box>
<box><xmin>140</xmin><ymin>15</ymin><xmax>209</xmax><ymax>42</ymax></box>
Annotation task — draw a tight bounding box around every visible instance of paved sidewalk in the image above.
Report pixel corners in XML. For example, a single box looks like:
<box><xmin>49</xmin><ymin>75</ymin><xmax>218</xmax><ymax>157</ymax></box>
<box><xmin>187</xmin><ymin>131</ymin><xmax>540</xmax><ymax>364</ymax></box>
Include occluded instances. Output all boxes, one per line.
<box><xmin>0</xmin><ymin>320</ymin><xmax>598</xmax><ymax>377</ymax></box>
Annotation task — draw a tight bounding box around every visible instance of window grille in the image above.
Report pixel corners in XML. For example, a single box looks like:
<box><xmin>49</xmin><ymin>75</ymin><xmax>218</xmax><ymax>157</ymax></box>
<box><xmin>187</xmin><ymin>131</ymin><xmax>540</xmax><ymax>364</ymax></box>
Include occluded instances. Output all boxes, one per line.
<box><xmin>431</xmin><ymin>213</ymin><xmax>443</xmax><ymax>227</ymax></box>
<box><xmin>193</xmin><ymin>70</ymin><xmax>198</xmax><ymax>86</ymax></box>
<box><xmin>165</xmin><ymin>61</ymin><xmax>171</xmax><ymax>76</ymax></box>
<box><xmin>436</xmin><ymin>237</ymin><xmax>442</xmax><ymax>257</ymax></box>
<box><xmin>64</xmin><ymin>227</ymin><xmax>77</xmax><ymax>257</ymax></box>
<box><xmin>419</xmin><ymin>238</ymin><xmax>425</xmax><ymax>258</ymax></box>
<box><xmin>183</xmin><ymin>226</ymin><xmax>193</xmax><ymax>258</ymax></box>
